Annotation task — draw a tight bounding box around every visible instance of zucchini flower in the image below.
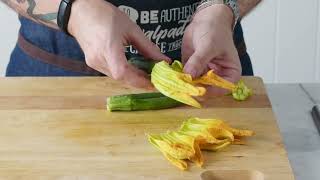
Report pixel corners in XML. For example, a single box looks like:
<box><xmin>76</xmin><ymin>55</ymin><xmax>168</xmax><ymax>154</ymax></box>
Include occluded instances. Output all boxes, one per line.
<box><xmin>151</xmin><ymin>61</ymin><xmax>206</xmax><ymax>108</ymax></box>
<box><xmin>193</xmin><ymin>70</ymin><xmax>252</xmax><ymax>101</ymax></box>
<box><xmin>147</xmin><ymin>117</ymin><xmax>254</xmax><ymax>171</ymax></box>
<box><xmin>148</xmin><ymin>131</ymin><xmax>204</xmax><ymax>170</ymax></box>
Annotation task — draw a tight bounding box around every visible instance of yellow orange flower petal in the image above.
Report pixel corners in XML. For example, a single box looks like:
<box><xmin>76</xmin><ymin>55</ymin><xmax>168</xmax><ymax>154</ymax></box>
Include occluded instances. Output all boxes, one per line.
<box><xmin>200</xmin><ymin>141</ymin><xmax>231</xmax><ymax>152</ymax></box>
<box><xmin>193</xmin><ymin>70</ymin><xmax>236</xmax><ymax>90</ymax></box>
<box><xmin>151</xmin><ymin>61</ymin><xmax>205</xmax><ymax>108</ymax></box>
<box><xmin>147</xmin><ymin>117</ymin><xmax>254</xmax><ymax>171</ymax></box>
<box><xmin>163</xmin><ymin>152</ymin><xmax>188</xmax><ymax>170</ymax></box>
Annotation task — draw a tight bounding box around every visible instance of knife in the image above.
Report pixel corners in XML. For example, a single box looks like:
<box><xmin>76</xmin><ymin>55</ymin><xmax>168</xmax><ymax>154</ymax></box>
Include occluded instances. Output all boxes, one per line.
<box><xmin>311</xmin><ymin>105</ymin><xmax>320</xmax><ymax>135</ymax></box>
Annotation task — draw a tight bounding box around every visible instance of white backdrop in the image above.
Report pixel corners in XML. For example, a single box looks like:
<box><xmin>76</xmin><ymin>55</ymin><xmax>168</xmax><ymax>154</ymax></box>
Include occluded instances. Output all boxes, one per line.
<box><xmin>0</xmin><ymin>3</ymin><xmax>19</xmax><ymax>76</ymax></box>
<box><xmin>242</xmin><ymin>0</ymin><xmax>320</xmax><ymax>83</ymax></box>
<box><xmin>0</xmin><ymin>0</ymin><xmax>319</xmax><ymax>83</ymax></box>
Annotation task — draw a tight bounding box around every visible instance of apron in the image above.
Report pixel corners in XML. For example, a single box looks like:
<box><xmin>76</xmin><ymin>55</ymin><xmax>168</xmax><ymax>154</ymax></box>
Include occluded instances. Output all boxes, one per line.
<box><xmin>6</xmin><ymin>0</ymin><xmax>253</xmax><ymax>76</ymax></box>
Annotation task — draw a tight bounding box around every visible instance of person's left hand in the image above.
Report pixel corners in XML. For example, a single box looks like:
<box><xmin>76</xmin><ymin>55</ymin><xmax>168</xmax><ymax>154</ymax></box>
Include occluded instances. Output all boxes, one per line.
<box><xmin>182</xmin><ymin>4</ymin><xmax>241</xmax><ymax>95</ymax></box>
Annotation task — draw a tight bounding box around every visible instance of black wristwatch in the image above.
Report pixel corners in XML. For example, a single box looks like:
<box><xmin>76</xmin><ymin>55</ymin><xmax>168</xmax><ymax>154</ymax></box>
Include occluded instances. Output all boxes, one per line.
<box><xmin>57</xmin><ymin>0</ymin><xmax>76</xmax><ymax>35</ymax></box>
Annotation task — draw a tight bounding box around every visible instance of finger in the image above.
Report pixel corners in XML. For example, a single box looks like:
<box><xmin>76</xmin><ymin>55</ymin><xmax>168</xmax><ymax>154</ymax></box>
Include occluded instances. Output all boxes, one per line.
<box><xmin>183</xmin><ymin>47</ymin><xmax>218</xmax><ymax>78</ymax></box>
<box><xmin>208</xmin><ymin>62</ymin><xmax>222</xmax><ymax>73</ymax></box>
<box><xmin>125</xmin><ymin>65</ymin><xmax>155</xmax><ymax>89</ymax></box>
<box><xmin>181</xmin><ymin>29</ymin><xmax>194</xmax><ymax>65</ymax></box>
<box><xmin>220</xmin><ymin>69</ymin><xmax>241</xmax><ymax>84</ymax></box>
<box><xmin>104</xmin><ymin>42</ymin><xmax>153</xmax><ymax>89</ymax></box>
<box><xmin>209</xmin><ymin>61</ymin><xmax>240</xmax><ymax>84</ymax></box>
<box><xmin>183</xmin><ymin>36</ymin><xmax>220</xmax><ymax>78</ymax></box>
<box><xmin>85</xmin><ymin>53</ymin><xmax>112</xmax><ymax>76</ymax></box>
<box><xmin>205</xmin><ymin>54</ymin><xmax>241</xmax><ymax>96</ymax></box>
<box><xmin>181</xmin><ymin>44</ymin><xmax>194</xmax><ymax>65</ymax></box>
<box><xmin>206</xmin><ymin>62</ymin><xmax>232</xmax><ymax>96</ymax></box>
<box><xmin>130</xmin><ymin>26</ymin><xmax>171</xmax><ymax>63</ymax></box>
<box><xmin>92</xmin><ymin>61</ymin><xmax>112</xmax><ymax>76</ymax></box>
<box><xmin>181</xmin><ymin>48</ymin><xmax>193</xmax><ymax>66</ymax></box>
<box><xmin>211</xmin><ymin>52</ymin><xmax>241</xmax><ymax>83</ymax></box>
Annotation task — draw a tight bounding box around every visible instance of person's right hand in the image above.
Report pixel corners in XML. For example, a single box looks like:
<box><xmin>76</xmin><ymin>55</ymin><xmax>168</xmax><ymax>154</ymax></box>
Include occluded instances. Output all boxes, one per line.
<box><xmin>68</xmin><ymin>0</ymin><xmax>170</xmax><ymax>89</ymax></box>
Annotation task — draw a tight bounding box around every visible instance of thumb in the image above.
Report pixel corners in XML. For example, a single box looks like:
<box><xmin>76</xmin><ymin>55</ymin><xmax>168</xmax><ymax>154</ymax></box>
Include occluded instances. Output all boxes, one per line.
<box><xmin>183</xmin><ymin>48</ymin><xmax>217</xmax><ymax>78</ymax></box>
<box><xmin>129</xmin><ymin>26</ymin><xmax>171</xmax><ymax>63</ymax></box>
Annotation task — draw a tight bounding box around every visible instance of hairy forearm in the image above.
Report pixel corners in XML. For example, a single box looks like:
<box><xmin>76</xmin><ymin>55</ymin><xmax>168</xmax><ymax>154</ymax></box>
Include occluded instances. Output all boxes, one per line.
<box><xmin>238</xmin><ymin>0</ymin><xmax>262</xmax><ymax>17</ymax></box>
<box><xmin>1</xmin><ymin>0</ymin><xmax>60</xmax><ymax>29</ymax></box>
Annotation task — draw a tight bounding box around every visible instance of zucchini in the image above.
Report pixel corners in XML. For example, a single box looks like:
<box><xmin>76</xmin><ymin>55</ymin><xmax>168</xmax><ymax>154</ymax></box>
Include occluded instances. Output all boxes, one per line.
<box><xmin>106</xmin><ymin>92</ymin><xmax>183</xmax><ymax>111</ymax></box>
<box><xmin>128</xmin><ymin>57</ymin><xmax>156</xmax><ymax>74</ymax></box>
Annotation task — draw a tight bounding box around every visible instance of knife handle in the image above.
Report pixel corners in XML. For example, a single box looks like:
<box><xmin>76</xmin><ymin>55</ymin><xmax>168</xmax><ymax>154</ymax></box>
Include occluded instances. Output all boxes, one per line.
<box><xmin>311</xmin><ymin>105</ymin><xmax>320</xmax><ymax>135</ymax></box>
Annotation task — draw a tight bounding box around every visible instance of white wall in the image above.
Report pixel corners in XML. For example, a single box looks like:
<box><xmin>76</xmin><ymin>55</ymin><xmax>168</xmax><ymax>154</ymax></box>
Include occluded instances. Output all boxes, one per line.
<box><xmin>0</xmin><ymin>1</ymin><xmax>320</xmax><ymax>83</ymax></box>
<box><xmin>242</xmin><ymin>0</ymin><xmax>320</xmax><ymax>83</ymax></box>
<box><xmin>0</xmin><ymin>3</ymin><xmax>19</xmax><ymax>76</ymax></box>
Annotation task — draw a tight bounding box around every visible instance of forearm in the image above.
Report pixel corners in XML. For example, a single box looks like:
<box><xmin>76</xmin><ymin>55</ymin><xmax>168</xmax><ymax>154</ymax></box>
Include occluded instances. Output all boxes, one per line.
<box><xmin>238</xmin><ymin>0</ymin><xmax>262</xmax><ymax>17</ymax></box>
<box><xmin>1</xmin><ymin>0</ymin><xmax>60</xmax><ymax>29</ymax></box>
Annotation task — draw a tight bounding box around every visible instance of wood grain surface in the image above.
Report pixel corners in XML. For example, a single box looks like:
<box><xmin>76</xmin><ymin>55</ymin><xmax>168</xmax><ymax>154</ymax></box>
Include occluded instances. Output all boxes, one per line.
<box><xmin>0</xmin><ymin>77</ymin><xmax>294</xmax><ymax>180</ymax></box>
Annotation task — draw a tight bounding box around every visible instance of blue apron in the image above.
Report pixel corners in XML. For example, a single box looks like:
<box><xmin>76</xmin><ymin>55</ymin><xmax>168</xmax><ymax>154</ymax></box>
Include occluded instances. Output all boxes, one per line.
<box><xmin>6</xmin><ymin>1</ymin><xmax>253</xmax><ymax>76</ymax></box>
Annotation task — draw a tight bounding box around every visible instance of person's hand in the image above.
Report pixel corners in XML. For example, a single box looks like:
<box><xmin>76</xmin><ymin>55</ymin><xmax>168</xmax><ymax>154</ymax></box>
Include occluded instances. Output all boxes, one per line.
<box><xmin>182</xmin><ymin>5</ymin><xmax>241</xmax><ymax>95</ymax></box>
<box><xmin>68</xmin><ymin>0</ymin><xmax>170</xmax><ymax>89</ymax></box>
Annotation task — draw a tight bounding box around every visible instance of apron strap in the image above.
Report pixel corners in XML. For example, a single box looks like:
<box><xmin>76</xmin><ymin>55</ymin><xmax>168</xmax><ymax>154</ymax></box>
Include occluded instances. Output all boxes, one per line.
<box><xmin>17</xmin><ymin>33</ymin><xmax>248</xmax><ymax>75</ymax></box>
<box><xmin>236</xmin><ymin>40</ymin><xmax>247</xmax><ymax>58</ymax></box>
<box><xmin>17</xmin><ymin>33</ymin><xmax>102</xmax><ymax>76</ymax></box>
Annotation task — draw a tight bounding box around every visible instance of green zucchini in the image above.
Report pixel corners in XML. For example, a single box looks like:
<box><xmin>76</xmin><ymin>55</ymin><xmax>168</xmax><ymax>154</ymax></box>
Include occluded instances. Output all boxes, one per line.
<box><xmin>106</xmin><ymin>92</ymin><xmax>183</xmax><ymax>111</ymax></box>
<box><xmin>128</xmin><ymin>57</ymin><xmax>156</xmax><ymax>74</ymax></box>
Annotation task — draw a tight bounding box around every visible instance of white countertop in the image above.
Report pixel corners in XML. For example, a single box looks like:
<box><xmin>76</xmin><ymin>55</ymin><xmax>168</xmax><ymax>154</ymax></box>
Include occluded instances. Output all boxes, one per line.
<box><xmin>266</xmin><ymin>84</ymin><xmax>320</xmax><ymax>180</ymax></box>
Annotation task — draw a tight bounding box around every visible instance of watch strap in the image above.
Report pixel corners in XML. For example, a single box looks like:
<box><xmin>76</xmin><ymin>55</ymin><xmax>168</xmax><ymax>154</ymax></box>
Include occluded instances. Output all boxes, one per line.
<box><xmin>224</xmin><ymin>0</ymin><xmax>240</xmax><ymax>25</ymax></box>
<box><xmin>57</xmin><ymin>0</ymin><xmax>76</xmax><ymax>35</ymax></box>
<box><xmin>196</xmin><ymin>0</ymin><xmax>240</xmax><ymax>30</ymax></box>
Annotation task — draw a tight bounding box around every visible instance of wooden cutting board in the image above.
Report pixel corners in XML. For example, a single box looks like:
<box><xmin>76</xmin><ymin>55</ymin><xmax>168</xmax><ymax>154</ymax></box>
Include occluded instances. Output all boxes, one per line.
<box><xmin>0</xmin><ymin>77</ymin><xmax>294</xmax><ymax>180</ymax></box>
